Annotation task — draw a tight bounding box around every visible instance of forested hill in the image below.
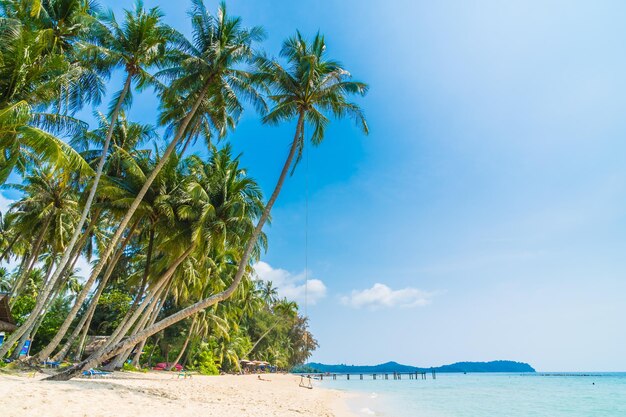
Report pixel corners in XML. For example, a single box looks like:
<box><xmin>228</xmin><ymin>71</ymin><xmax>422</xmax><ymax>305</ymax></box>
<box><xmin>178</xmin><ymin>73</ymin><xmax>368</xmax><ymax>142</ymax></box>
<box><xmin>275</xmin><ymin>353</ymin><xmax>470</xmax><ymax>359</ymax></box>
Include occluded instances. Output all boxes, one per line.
<box><xmin>301</xmin><ymin>360</ymin><xmax>535</xmax><ymax>373</ymax></box>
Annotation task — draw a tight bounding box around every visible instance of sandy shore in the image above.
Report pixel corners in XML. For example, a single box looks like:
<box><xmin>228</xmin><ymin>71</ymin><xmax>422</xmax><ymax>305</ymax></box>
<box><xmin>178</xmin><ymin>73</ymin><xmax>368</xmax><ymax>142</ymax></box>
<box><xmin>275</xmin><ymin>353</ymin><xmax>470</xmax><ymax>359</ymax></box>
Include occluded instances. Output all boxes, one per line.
<box><xmin>0</xmin><ymin>371</ymin><xmax>355</xmax><ymax>417</ymax></box>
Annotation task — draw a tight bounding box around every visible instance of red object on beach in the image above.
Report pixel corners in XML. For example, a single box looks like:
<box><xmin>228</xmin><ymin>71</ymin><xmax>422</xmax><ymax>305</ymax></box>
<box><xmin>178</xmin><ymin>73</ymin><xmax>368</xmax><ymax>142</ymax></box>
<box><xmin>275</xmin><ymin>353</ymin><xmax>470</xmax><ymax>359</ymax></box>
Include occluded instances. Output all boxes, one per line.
<box><xmin>153</xmin><ymin>362</ymin><xmax>183</xmax><ymax>371</ymax></box>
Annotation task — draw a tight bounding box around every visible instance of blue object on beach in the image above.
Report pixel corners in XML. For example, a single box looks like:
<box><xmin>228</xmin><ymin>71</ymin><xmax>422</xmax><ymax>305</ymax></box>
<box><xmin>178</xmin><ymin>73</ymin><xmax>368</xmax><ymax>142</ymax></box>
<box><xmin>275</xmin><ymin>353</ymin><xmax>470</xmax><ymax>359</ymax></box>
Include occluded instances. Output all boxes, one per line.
<box><xmin>0</xmin><ymin>332</ymin><xmax>4</xmax><ymax>348</ymax></box>
<box><xmin>43</xmin><ymin>361</ymin><xmax>60</xmax><ymax>368</ymax></box>
<box><xmin>82</xmin><ymin>368</ymin><xmax>112</xmax><ymax>378</ymax></box>
<box><xmin>19</xmin><ymin>340</ymin><xmax>31</xmax><ymax>357</ymax></box>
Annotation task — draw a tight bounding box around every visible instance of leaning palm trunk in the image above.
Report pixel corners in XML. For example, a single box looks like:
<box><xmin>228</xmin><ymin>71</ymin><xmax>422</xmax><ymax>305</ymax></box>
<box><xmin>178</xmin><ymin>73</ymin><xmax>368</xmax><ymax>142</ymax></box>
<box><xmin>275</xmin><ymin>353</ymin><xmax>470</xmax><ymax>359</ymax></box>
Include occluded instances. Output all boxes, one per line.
<box><xmin>13</xmin><ymin>263</ymin><xmax>60</xmax><ymax>360</ymax></box>
<box><xmin>8</xmin><ymin>255</ymin><xmax>30</xmax><ymax>307</ymax></box>
<box><xmin>168</xmin><ymin>316</ymin><xmax>197</xmax><ymax>371</ymax></box>
<box><xmin>34</xmin><ymin>217</ymin><xmax>141</xmax><ymax>361</ymax></box>
<box><xmin>9</xmin><ymin>216</ymin><xmax>52</xmax><ymax>305</ymax></box>
<box><xmin>82</xmin><ymin>247</ymin><xmax>194</xmax><ymax>369</ymax></box>
<box><xmin>0</xmin><ymin>232</ymin><xmax>21</xmax><ymax>264</ymax></box>
<box><xmin>245</xmin><ymin>321</ymin><xmax>281</xmax><ymax>359</ymax></box>
<box><xmin>105</xmin><ymin>281</ymin><xmax>172</xmax><ymax>370</ymax></box>
<box><xmin>130</xmin><ymin>281</ymin><xmax>171</xmax><ymax>367</ymax></box>
<box><xmin>46</xmin><ymin>112</ymin><xmax>305</xmax><ymax>381</ymax></box>
<box><xmin>104</xmin><ymin>285</ymin><xmax>168</xmax><ymax>371</ymax></box>
<box><xmin>16</xmin><ymin>83</ymin><xmax>212</xmax><ymax>365</ymax></box>
<box><xmin>52</xmin><ymin>230</ymin><xmax>135</xmax><ymax>362</ymax></box>
<box><xmin>0</xmin><ymin>76</ymin><xmax>132</xmax><ymax>359</ymax></box>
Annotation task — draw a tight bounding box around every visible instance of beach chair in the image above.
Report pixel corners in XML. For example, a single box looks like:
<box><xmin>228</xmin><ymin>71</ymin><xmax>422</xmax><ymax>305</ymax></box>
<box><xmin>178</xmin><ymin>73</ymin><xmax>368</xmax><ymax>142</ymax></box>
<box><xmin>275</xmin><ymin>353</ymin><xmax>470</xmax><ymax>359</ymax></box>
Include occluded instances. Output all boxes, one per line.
<box><xmin>82</xmin><ymin>368</ymin><xmax>112</xmax><ymax>379</ymax></box>
<box><xmin>43</xmin><ymin>359</ymin><xmax>61</xmax><ymax>368</ymax></box>
<box><xmin>177</xmin><ymin>370</ymin><xmax>193</xmax><ymax>379</ymax></box>
<box><xmin>18</xmin><ymin>340</ymin><xmax>32</xmax><ymax>358</ymax></box>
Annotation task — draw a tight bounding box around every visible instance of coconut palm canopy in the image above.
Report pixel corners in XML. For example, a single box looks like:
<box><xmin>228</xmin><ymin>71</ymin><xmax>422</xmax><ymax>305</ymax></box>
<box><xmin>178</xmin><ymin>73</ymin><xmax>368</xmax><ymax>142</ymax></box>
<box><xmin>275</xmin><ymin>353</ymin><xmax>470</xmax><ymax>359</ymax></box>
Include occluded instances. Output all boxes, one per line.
<box><xmin>0</xmin><ymin>0</ymin><xmax>365</xmax><ymax>380</ymax></box>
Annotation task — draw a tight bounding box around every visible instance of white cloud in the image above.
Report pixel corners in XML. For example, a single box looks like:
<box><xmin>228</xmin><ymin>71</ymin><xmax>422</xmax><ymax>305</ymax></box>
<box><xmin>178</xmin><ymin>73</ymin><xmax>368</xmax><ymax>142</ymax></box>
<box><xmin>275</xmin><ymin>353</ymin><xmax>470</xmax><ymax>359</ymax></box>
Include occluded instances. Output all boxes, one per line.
<box><xmin>341</xmin><ymin>283</ymin><xmax>432</xmax><ymax>310</ymax></box>
<box><xmin>253</xmin><ymin>261</ymin><xmax>327</xmax><ymax>305</ymax></box>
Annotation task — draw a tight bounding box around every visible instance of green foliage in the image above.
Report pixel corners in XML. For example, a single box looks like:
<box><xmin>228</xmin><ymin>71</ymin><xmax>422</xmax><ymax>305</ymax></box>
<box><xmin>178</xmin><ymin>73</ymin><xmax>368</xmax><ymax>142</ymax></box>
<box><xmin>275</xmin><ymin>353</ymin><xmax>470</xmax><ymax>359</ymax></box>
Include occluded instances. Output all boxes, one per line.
<box><xmin>10</xmin><ymin>285</ymin><xmax>72</xmax><ymax>352</ymax></box>
<box><xmin>90</xmin><ymin>289</ymin><xmax>132</xmax><ymax>335</ymax></box>
<box><xmin>192</xmin><ymin>345</ymin><xmax>220</xmax><ymax>375</ymax></box>
<box><xmin>291</xmin><ymin>364</ymin><xmax>320</xmax><ymax>374</ymax></box>
<box><xmin>122</xmin><ymin>362</ymin><xmax>147</xmax><ymax>373</ymax></box>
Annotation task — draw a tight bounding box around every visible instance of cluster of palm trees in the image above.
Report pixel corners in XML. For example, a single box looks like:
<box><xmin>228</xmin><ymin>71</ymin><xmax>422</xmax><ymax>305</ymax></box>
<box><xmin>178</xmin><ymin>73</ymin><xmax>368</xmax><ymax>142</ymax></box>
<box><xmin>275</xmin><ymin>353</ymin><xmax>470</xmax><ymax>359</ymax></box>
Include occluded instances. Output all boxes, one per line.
<box><xmin>0</xmin><ymin>0</ymin><xmax>367</xmax><ymax>380</ymax></box>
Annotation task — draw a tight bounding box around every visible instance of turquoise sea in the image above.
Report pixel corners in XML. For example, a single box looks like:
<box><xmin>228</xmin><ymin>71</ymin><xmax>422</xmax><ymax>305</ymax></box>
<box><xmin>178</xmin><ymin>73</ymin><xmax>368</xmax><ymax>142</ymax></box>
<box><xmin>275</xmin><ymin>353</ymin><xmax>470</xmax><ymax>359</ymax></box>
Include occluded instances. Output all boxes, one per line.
<box><xmin>320</xmin><ymin>373</ymin><xmax>626</xmax><ymax>417</ymax></box>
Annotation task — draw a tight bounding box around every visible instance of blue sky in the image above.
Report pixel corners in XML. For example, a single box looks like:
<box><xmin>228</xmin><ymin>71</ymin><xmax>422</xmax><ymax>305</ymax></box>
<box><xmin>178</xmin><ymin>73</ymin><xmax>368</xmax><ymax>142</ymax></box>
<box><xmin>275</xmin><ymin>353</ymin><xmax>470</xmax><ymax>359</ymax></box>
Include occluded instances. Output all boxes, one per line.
<box><xmin>4</xmin><ymin>0</ymin><xmax>626</xmax><ymax>371</ymax></box>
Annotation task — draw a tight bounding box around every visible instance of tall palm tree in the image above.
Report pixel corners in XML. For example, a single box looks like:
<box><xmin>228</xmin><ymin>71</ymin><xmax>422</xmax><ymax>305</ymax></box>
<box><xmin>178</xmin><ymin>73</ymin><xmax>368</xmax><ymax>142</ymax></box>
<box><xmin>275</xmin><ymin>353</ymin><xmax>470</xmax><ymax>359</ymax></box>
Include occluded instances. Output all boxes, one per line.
<box><xmin>34</xmin><ymin>1</ymin><xmax>264</xmax><ymax>367</ymax></box>
<box><xmin>47</xmin><ymin>30</ymin><xmax>367</xmax><ymax>381</ymax></box>
<box><xmin>5</xmin><ymin>166</ymin><xmax>80</xmax><ymax>299</ymax></box>
<box><xmin>0</xmin><ymin>0</ymin><xmax>174</xmax><ymax>359</ymax></box>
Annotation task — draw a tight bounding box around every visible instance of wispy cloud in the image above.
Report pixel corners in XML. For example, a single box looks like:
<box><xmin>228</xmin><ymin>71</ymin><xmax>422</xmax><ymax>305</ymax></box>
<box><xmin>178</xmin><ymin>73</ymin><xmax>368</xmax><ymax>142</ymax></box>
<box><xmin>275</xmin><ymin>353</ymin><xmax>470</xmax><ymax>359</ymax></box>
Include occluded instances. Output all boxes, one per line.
<box><xmin>253</xmin><ymin>261</ymin><xmax>327</xmax><ymax>305</ymax></box>
<box><xmin>341</xmin><ymin>283</ymin><xmax>433</xmax><ymax>310</ymax></box>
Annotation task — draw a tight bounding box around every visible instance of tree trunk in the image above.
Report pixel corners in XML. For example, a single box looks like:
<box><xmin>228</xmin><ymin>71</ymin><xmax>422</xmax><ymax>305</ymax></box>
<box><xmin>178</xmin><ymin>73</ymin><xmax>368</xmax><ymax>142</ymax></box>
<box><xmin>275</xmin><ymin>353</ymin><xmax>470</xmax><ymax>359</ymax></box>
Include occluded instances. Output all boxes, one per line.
<box><xmin>168</xmin><ymin>316</ymin><xmax>196</xmax><ymax>371</ymax></box>
<box><xmin>245</xmin><ymin>321</ymin><xmax>280</xmax><ymax>359</ymax></box>
<box><xmin>146</xmin><ymin>336</ymin><xmax>160</xmax><ymax>368</ymax></box>
<box><xmin>124</xmin><ymin>226</ymin><xmax>154</xmax><ymax>319</ymax></box>
<box><xmin>8</xmin><ymin>254</ymin><xmax>30</xmax><ymax>304</ymax></box>
<box><xmin>45</xmin><ymin>111</ymin><xmax>305</xmax><ymax>381</ymax></box>
<box><xmin>72</xmin><ymin>313</ymin><xmax>92</xmax><ymax>362</ymax></box>
<box><xmin>53</xmin><ymin>235</ymin><xmax>128</xmax><ymax>362</ymax></box>
<box><xmin>130</xmin><ymin>280</ymin><xmax>170</xmax><ymax>367</ymax></box>
<box><xmin>82</xmin><ymin>246</ymin><xmax>193</xmax><ymax>368</ymax></box>
<box><xmin>12</xmin><ymin>262</ymin><xmax>61</xmax><ymax>360</ymax></box>
<box><xmin>9</xmin><ymin>216</ymin><xmax>51</xmax><ymax>305</ymax></box>
<box><xmin>104</xmin><ymin>284</ymin><xmax>168</xmax><ymax>371</ymax></box>
<box><xmin>0</xmin><ymin>231</ymin><xmax>21</xmax><ymax>264</ymax></box>
<box><xmin>0</xmin><ymin>74</ymin><xmax>133</xmax><ymax>359</ymax></box>
<box><xmin>34</xmin><ymin>217</ymin><xmax>141</xmax><ymax>362</ymax></box>
<box><xmin>44</xmin><ymin>81</ymin><xmax>212</xmax><ymax>364</ymax></box>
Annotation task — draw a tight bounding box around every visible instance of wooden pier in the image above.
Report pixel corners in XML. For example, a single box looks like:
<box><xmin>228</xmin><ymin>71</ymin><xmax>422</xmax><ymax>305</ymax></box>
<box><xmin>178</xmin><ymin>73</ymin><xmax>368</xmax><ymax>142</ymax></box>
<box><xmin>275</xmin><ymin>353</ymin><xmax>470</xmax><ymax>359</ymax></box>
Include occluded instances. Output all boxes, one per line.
<box><xmin>305</xmin><ymin>370</ymin><xmax>436</xmax><ymax>381</ymax></box>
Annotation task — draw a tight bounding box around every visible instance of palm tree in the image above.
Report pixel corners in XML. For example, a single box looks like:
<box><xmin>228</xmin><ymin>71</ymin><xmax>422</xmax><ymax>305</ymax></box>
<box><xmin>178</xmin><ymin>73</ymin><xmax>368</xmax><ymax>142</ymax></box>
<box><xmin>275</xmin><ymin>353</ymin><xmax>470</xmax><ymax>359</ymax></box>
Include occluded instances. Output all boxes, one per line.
<box><xmin>31</xmin><ymin>2</ymin><xmax>265</xmax><ymax>366</ymax></box>
<box><xmin>0</xmin><ymin>6</ymin><xmax>99</xmax><ymax>184</ymax></box>
<box><xmin>47</xmin><ymin>30</ymin><xmax>367</xmax><ymax>381</ymax></box>
<box><xmin>0</xmin><ymin>0</ymin><xmax>174</xmax><ymax>359</ymax></box>
<box><xmin>5</xmin><ymin>167</ymin><xmax>80</xmax><ymax>300</ymax></box>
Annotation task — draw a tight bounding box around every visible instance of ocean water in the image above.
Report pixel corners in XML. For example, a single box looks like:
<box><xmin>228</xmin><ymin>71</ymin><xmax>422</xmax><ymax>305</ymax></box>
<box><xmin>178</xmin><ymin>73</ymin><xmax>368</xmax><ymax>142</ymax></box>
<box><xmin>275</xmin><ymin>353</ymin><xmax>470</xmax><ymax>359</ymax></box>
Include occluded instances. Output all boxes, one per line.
<box><xmin>319</xmin><ymin>373</ymin><xmax>626</xmax><ymax>417</ymax></box>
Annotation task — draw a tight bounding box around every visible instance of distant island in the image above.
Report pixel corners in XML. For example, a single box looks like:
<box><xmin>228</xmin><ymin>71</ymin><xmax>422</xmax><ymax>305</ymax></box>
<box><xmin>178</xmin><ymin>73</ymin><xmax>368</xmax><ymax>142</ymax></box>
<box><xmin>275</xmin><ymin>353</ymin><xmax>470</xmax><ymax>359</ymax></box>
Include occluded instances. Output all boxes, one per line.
<box><xmin>295</xmin><ymin>360</ymin><xmax>535</xmax><ymax>374</ymax></box>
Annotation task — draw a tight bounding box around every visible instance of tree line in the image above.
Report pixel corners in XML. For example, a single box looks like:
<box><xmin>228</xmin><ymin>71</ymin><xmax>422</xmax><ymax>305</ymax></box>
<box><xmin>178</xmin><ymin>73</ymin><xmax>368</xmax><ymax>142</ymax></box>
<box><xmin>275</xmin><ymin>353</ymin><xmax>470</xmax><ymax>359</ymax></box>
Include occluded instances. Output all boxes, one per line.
<box><xmin>0</xmin><ymin>0</ymin><xmax>367</xmax><ymax>380</ymax></box>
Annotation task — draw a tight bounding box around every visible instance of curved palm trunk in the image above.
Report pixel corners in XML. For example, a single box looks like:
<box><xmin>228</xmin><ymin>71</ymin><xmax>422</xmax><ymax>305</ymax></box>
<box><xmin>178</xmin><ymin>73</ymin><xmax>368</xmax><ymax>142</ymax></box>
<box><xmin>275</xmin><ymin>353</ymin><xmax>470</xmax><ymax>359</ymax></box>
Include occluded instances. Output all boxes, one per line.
<box><xmin>130</xmin><ymin>280</ymin><xmax>170</xmax><ymax>367</ymax></box>
<box><xmin>25</xmin><ymin>82</ymin><xmax>212</xmax><ymax>365</ymax></box>
<box><xmin>168</xmin><ymin>316</ymin><xmax>197</xmax><ymax>371</ymax></box>
<box><xmin>33</xmin><ymin>217</ymin><xmax>141</xmax><ymax>362</ymax></box>
<box><xmin>105</xmin><ymin>282</ymin><xmax>170</xmax><ymax>371</ymax></box>
<box><xmin>9</xmin><ymin>216</ymin><xmax>52</xmax><ymax>305</ymax></box>
<box><xmin>0</xmin><ymin>75</ymin><xmax>132</xmax><ymax>359</ymax></box>
<box><xmin>104</xmin><ymin>288</ymin><xmax>164</xmax><ymax>371</ymax></box>
<box><xmin>52</xmin><ymin>227</ymin><xmax>135</xmax><ymax>362</ymax></box>
<box><xmin>13</xmin><ymin>261</ymin><xmax>61</xmax><ymax>360</ymax></box>
<box><xmin>0</xmin><ymin>232</ymin><xmax>21</xmax><ymax>264</ymax></box>
<box><xmin>124</xmin><ymin>226</ymin><xmax>154</xmax><ymax>319</ymax></box>
<box><xmin>245</xmin><ymin>321</ymin><xmax>280</xmax><ymax>359</ymax></box>
<box><xmin>46</xmin><ymin>111</ymin><xmax>305</xmax><ymax>381</ymax></box>
<box><xmin>8</xmin><ymin>255</ymin><xmax>30</xmax><ymax>304</ymax></box>
<box><xmin>83</xmin><ymin>246</ymin><xmax>193</xmax><ymax>368</ymax></box>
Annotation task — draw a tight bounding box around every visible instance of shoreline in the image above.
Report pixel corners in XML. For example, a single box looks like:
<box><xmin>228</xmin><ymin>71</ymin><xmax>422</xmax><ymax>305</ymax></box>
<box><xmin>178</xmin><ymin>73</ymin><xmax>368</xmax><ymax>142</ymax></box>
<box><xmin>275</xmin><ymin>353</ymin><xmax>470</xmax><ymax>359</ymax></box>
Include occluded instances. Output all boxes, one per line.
<box><xmin>0</xmin><ymin>371</ymin><xmax>356</xmax><ymax>417</ymax></box>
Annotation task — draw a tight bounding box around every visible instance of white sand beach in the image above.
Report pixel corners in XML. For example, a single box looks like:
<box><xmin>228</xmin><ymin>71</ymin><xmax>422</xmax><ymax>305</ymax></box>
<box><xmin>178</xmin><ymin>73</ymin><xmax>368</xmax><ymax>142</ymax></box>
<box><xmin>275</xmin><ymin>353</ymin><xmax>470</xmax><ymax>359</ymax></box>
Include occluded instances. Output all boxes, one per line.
<box><xmin>0</xmin><ymin>372</ymin><xmax>355</xmax><ymax>417</ymax></box>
